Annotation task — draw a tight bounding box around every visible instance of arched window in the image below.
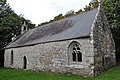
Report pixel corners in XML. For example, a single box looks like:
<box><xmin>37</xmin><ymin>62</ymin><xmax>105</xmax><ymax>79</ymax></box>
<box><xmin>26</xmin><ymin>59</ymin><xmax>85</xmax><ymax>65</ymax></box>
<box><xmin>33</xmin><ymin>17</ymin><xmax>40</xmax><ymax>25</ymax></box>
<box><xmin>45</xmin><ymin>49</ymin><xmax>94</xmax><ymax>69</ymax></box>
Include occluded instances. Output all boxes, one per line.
<box><xmin>68</xmin><ymin>41</ymin><xmax>82</xmax><ymax>64</ymax></box>
<box><xmin>11</xmin><ymin>50</ymin><xmax>14</xmax><ymax>65</ymax></box>
<box><xmin>23</xmin><ymin>56</ymin><xmax>27</xmax><ymax>69</ymax></box>
<box><xmin>72</xmin><ymin>43</ymin><xmax>82</xmax><ymax>62</ymax></box>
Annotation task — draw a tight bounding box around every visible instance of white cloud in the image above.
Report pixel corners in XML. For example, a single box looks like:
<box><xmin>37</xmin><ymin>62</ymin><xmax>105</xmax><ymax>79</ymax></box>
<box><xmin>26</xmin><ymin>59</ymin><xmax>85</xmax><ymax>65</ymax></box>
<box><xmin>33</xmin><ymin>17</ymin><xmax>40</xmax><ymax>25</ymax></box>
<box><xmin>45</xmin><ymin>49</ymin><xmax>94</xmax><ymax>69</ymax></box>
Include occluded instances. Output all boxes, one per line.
<box><xmin>7</xmin><ymin>0</ymin><xmax>91</xmax><ymax>25</ymax></box>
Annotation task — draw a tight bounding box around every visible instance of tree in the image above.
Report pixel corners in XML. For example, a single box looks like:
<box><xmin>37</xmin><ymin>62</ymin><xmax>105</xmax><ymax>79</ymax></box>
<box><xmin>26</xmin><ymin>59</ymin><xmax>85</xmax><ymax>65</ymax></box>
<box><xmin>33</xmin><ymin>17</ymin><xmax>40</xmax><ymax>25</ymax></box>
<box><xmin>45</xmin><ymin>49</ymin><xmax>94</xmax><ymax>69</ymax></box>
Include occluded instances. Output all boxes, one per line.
<box><xmin>0</xmin><ymin>0</ymin><xmax>35</xmax><ymax>49</ymax></box>
<box><xmin>84</xmin><ymin>0</ymin><xmax>98</xmax><ymax>11</ymax></box>
<box><xmin>64</xmin><ymin>10</ymin><xmax>75</xmax><ymax>18</ymax></box>
<box><xmin>90</xmin><ymin>0</ymin><xmax>98</xmax><ymax>8</ymax></box>
<box><xmin>38</xmin><ymin>21</ymin><xmax>49</xmax><ymax>26</ymax></box>
<box><xmin>53</xmin><ymin>14</ymin><xmax>64</xmax><ymax>21</ymax></box>
<box><xmin>0</xmin><ymin>0</ymin><xmax>35</xmax><ymax>66</ymax></box>
<box><xmin>75</xmin><ymin>9</ymin><xmax>83</xmax><ymax>14</ymax></box>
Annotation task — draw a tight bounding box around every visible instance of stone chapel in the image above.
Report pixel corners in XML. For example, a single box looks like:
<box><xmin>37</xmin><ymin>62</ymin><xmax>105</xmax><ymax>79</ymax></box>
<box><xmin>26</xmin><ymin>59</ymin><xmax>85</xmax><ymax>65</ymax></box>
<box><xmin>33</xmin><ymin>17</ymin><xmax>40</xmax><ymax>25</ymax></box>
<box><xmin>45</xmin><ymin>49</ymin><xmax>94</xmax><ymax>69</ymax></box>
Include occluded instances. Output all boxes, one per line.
<box><xmin>4</xmin><ymin>2</ymin><xmax>116</xmax><ymax>77</ymax></box>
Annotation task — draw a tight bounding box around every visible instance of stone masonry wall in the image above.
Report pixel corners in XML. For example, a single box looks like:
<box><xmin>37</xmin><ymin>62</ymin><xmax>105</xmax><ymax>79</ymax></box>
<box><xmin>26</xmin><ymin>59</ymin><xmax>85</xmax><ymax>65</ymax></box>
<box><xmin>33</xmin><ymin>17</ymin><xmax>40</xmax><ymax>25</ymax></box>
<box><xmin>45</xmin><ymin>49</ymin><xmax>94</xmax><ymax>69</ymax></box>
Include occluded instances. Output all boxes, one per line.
<box><xmin>4</xmin><ymin>38</ymin><xmax>94</xmax><ymax>77</ymax></box>
<box><xmin>92</xmin><ymin>8</ymin><xmax>116</xmax><ymax>76</ymax></box>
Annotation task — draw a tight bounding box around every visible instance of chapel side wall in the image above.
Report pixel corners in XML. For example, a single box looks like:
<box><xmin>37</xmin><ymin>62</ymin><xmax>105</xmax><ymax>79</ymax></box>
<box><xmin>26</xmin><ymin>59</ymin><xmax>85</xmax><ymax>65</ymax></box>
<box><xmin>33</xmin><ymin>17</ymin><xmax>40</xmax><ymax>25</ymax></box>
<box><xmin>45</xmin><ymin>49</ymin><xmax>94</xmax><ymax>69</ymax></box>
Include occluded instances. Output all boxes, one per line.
<box><xmin>4</xmin><ymin>38</ymin><xmax>94</xmax><ymax>77</ymax></box>
<box><xmin>92</xmin><ymin>9</ymin><xmax>116</xmax><ymax>76</ymax></box>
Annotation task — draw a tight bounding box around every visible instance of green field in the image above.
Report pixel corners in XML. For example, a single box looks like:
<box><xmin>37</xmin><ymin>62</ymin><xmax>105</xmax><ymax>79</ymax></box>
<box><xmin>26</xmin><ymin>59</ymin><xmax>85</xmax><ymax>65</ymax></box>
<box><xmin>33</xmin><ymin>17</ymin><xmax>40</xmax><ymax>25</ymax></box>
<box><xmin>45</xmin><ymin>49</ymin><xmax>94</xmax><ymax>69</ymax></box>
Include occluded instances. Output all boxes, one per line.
<box><xmin>0</xmin><ymin>66</ymin><xmax>120</xmax><ymax>80</ymax></box>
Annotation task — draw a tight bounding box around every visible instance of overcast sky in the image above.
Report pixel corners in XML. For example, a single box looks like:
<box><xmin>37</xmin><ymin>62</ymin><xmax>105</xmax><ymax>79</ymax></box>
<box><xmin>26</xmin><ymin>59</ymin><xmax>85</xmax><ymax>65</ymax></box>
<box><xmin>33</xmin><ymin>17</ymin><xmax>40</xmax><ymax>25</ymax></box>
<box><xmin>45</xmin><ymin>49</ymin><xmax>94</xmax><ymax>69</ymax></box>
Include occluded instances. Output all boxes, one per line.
<box><xmin>7</xmin><ymin>0</ymin><xmax>91</xmax><ymax>25</ymax></box>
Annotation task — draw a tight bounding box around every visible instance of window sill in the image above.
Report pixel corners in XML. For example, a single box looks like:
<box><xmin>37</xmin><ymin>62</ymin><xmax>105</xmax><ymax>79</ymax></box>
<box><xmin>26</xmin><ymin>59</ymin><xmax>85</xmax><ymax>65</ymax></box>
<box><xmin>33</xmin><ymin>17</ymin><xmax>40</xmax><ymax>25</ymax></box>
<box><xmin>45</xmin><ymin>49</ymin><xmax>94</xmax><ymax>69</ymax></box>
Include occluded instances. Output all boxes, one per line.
<box><xmin>66</xmin><ymin>64</ymin><xmax>84</xmax><ymax>68</ymax></box>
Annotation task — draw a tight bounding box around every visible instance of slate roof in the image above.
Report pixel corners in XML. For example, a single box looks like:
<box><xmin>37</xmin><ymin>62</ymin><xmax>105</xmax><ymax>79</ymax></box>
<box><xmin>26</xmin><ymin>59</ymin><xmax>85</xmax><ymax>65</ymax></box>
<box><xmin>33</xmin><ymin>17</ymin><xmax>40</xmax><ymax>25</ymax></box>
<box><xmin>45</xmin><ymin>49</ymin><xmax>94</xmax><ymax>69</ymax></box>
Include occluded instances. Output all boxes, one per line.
<box><xmin>6</xmin><ymin>8</ymin><xmax>98</xmax><ymax>48</ymax></box>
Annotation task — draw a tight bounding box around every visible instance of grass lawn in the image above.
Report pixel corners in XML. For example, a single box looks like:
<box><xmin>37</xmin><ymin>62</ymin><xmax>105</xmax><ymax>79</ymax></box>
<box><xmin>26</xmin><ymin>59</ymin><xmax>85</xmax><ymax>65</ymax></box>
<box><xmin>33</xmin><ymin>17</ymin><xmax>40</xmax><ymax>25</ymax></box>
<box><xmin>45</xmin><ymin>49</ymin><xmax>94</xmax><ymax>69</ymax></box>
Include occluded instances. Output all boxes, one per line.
<box><xmin>0</xmin><ymin>66</ymin><xmax>120</xmax><ymax>80</ymax></box>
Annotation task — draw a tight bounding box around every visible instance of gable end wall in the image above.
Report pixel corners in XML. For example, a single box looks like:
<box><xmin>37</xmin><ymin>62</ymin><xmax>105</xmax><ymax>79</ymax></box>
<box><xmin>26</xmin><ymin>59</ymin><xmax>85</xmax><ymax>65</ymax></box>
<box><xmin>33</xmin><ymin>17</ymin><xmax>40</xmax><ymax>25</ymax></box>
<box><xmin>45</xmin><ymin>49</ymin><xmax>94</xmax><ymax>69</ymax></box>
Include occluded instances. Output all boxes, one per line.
<box><xmin>92</xmin><ymin>8</ymin><xmax>116</xmax><ymax>76</ymax></box>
